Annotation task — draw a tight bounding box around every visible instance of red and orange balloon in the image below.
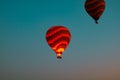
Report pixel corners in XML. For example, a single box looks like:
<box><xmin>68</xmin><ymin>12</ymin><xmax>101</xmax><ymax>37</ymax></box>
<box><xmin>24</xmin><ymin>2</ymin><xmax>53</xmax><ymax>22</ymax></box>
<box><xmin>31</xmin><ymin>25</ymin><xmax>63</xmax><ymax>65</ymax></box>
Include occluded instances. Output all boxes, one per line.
<box><xmin>85</xmin><ymin>0</ymin><xmax>106</xmax><ymax>24</ymax></box>
<box><xmin>46</xmin><ymin>26</ymin><xmax>71</xmax><ymax>59</ymax></box>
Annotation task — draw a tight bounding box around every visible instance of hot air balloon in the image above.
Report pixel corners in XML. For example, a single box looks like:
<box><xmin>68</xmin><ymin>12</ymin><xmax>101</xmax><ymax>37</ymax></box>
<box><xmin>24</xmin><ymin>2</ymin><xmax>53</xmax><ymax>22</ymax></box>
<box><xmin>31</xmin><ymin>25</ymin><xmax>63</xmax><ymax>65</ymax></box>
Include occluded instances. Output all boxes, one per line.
<box><xmin>46</xmin><ymin>26</ymin><xmax>71</xmax><ymax>59</ymax></box>
<box><xmin>85</xmin><ymin>0</ymin><xmax>106</xmax><ymax>24</ymax></box>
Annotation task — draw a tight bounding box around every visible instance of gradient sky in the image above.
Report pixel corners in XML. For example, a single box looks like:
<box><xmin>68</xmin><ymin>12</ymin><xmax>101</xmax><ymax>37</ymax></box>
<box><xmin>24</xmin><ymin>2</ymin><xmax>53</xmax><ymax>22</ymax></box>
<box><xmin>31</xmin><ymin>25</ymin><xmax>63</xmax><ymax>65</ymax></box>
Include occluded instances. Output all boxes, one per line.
<box><xmin>0</xmin><ymin>0</ymin><xmax>120</xmax><ymax>80</ymax></box>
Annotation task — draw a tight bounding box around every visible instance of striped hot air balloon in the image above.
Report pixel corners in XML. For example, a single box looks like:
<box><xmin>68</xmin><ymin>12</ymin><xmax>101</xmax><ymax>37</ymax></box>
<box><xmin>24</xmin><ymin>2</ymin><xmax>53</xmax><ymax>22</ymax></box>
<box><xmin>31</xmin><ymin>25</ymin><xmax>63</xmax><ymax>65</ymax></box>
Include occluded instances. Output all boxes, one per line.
<box><xmin>46</xmin><ymin>26</ymin><xmax>71</xmax><ymax>59</ymax></box>
<box><xmin>85</xmin><ymin>0</ymin><xmax>106</xmax><ymax>24</ymax></box>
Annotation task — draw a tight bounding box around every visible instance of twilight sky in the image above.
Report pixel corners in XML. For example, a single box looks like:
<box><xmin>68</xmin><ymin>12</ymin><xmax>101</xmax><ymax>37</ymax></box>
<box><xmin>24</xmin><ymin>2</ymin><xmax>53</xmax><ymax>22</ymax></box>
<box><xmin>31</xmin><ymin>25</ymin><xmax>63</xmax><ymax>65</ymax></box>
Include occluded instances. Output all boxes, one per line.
<box><xmin>0</xmin><ymin>0</ymin><xmax>120</xmax><ymax>80</ymax></box>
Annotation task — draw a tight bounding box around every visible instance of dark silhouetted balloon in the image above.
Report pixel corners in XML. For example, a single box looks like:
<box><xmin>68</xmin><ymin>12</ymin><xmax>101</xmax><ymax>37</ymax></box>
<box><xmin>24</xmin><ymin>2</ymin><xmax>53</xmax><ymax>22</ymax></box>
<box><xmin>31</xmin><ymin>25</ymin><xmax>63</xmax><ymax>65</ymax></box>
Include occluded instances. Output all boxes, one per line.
<box><xmin>46</xmin><ymin>26</ymin><xmax>71</xmax><ymax>59</ymax></box>
<box><xmin>85</xmin><ymin>0</ymin><xmax>106</xmax><ymax>24</ymax></box>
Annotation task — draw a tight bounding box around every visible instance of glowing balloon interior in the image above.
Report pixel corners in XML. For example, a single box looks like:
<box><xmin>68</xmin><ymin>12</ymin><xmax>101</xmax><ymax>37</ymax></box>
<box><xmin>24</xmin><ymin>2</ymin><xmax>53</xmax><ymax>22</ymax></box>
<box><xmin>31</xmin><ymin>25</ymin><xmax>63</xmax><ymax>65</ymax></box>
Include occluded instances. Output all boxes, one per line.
<box><xmin>46</xmin><ymin>26</ymin><xmax>71</xmax><ymax>59</ymax></box>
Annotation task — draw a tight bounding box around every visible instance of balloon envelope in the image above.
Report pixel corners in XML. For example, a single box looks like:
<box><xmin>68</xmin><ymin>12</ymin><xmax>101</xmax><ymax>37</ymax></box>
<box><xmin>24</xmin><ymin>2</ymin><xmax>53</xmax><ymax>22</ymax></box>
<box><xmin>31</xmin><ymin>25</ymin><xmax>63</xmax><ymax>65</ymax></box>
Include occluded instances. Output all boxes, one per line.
<box><xmin>46</xmin><ymin>26</ymin><xmax>71</xmax><ymax>59</ymax></box>
<box><xmin>85</xmin><ymin>0</ymin><xmax>106</xmax><ymax>24</ymax></box>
